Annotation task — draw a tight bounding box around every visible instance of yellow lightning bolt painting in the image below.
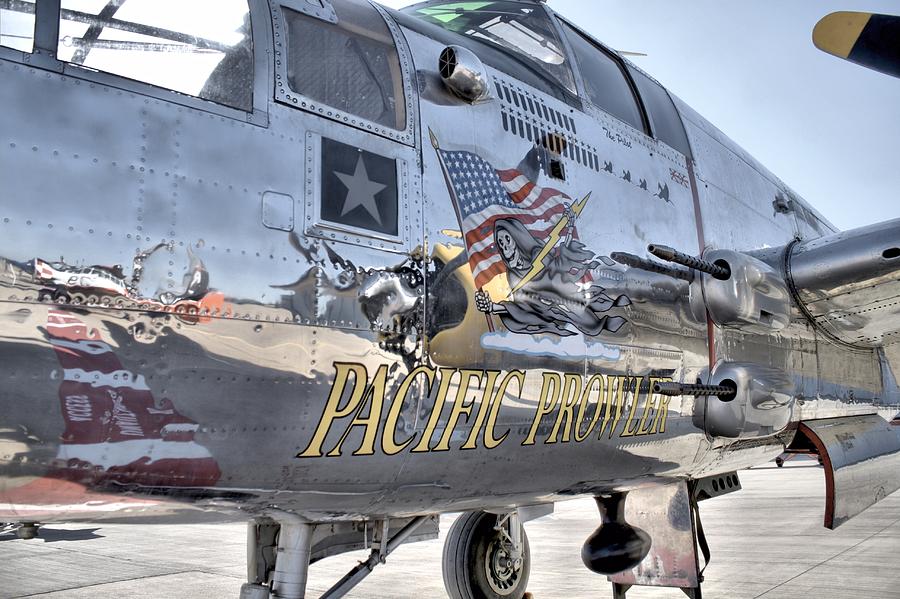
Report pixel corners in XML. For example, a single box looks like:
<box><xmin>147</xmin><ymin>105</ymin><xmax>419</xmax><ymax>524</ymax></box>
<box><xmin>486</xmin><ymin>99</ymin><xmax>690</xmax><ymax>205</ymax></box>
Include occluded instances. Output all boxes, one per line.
<box><xmin>508</xmin><ymin>193</ymin><xmax>592</xmax><ymax>298</ymax></box>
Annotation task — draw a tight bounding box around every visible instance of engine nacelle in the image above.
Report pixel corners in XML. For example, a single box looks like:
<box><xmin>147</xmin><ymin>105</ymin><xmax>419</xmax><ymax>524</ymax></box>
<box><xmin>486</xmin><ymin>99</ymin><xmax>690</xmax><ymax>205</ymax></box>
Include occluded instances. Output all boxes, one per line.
<box><xmin>786</xmin><ymin>218</ymin><xmax>900</xmax><ymax>347</ymax></box>
<box><xmin>693</xmin><ymin>362</ymin><xmax>795</xmax><ymax>438</ymax></box>
<box><xmin>690</xmin><ymin>249</ymin><xmax>791</xmax><ymax>333</ymax></box>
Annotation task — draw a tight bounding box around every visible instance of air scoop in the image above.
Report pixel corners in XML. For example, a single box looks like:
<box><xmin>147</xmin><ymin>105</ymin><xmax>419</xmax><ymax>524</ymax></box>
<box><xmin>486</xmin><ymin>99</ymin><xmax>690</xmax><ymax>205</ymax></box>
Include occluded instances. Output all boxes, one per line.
<box><xmin>438</xmin><ymin>45</ymin><xmax>492</xmax><ymax>103</ymax></box>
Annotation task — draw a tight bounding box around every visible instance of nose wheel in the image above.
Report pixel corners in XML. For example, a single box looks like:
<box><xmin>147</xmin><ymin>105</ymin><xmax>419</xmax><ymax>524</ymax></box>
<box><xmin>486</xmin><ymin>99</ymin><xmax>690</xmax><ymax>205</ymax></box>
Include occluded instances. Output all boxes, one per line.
<box><xmin>443</xmin><ymin>511</ymin><xmax>531</xmax><ymax>599</ymax></box>
<box><xmin>484</xmin><ymin>534</ymin><xmax>524</xmax><ymax>594</ymax></box>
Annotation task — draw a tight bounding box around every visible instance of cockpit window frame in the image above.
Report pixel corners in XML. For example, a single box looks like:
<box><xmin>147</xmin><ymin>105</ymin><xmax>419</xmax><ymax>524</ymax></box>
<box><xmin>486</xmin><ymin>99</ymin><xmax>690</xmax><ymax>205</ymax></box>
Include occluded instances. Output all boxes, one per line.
<box><xmin>0</xmin><ymin>0</ymin><xmax>37</xmax><ymax>54</ymax></box>
<box><xmin>554</xmin><ymin>14</ymin><xmax>694</xmax><ymax>158</ymax></box>
<box><xmin>1</xmin><ymin>0</ymin><xmax>271</xmax><ymax>126</ymax></box>
<box><xmin>0</xmin><ymin>0</ymin><xmax>57</xmax><ymax>64</ymax></box>
<box><xmin>390</xmin><ymin>3</ymin><xmax>580</xmax><ymax>108</ymax></box>
<box><xmin>271</xmin><ymin>0</ymin><xmax>419</xmax><ymax>147</ymax></box>
<box><xmin>625</xmin><ymin>62</ymin><xmax>694</xmax><ymax>159</ymax></box>
<box><xmin>552</xmin><ymin>15</ymin><xmax>650</xmax><ymax>136</ymax></box>
<box><xmin>402</xmin><ymin>0</ymin><xmax>579</xmax><ymax>99</ymax></box>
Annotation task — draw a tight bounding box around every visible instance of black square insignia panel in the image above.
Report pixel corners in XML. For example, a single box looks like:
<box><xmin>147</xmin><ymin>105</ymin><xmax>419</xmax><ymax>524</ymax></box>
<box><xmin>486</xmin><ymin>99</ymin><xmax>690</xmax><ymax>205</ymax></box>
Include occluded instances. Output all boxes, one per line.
<box><xmin>321</xmin><ymin>138</ymin><xmax>398</xmax><ymax>237</ymax></box>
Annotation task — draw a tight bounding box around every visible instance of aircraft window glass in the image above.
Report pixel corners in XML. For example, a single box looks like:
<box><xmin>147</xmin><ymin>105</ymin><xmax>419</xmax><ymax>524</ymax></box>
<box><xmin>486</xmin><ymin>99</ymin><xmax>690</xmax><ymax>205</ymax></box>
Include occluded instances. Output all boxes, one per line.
<box><xmin>283</xmin><ymin>0</ymin><xmax>406</xmax><ymax>131</ymax></box>
<box><xmin>404</xmin><ymin>1</ymin><xmax>576</xmax><ymax>95</ymax></box>
<box><xmin>626</xmin><ymin>65</ymin><xmax>693</xmax><ymax>158</ymax></box>
<box><xmin>55</xmin><ymin>0</ymin><xmax>253</xmax><ymax>112</ymax></box>
<box><xmin>559</xmin><ymin>22</ymin><xmax>644</xmax><ymax>132</ymax></box>
<box><xmin>1</xmin><ymin>0</ymin><xmax>35</xmax><ymax>52</ymax></box>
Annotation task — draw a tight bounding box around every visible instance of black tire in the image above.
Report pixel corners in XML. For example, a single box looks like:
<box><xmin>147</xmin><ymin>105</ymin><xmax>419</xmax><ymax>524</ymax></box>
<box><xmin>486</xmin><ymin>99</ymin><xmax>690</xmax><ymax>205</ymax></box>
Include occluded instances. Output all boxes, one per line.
<box><xmin>442</xmin><ymin>511</ymin><xmax>530</xmax><ymax>599</ymax></box>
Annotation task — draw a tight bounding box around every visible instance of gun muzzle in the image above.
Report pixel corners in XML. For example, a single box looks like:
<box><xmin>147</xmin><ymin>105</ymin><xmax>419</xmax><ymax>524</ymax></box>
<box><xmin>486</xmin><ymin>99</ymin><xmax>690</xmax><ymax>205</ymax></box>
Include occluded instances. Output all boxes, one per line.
<box><xmin>653</xmin><ymin>382</ymin><xmax>737</xmax><ymax>399</ymax></box>
<box><xmin>648</xmin><ymin>244</ymin><xmax>731</xmax><ymax>280</ymax></box>
<box><xmin>611</xmin><ymin>252</ymin><xmax>694</xmax><ymax>282</ymax></box>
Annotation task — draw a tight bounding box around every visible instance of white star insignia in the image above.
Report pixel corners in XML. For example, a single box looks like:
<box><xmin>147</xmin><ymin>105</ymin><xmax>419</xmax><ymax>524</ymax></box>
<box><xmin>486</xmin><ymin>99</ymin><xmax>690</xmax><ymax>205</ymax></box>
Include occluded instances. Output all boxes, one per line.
<box><xmin>335</xmin><ymin>155</ymin><xmax>387</xmax><ymax>225</ymax></box>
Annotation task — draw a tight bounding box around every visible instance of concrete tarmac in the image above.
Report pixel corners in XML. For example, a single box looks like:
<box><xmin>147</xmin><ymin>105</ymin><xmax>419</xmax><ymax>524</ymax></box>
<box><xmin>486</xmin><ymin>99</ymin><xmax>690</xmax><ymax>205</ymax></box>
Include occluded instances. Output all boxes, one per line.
<box><xmin>2</xmin><ymin>459</ymin><xmax>899</xmax><ymax>598</ymax></box>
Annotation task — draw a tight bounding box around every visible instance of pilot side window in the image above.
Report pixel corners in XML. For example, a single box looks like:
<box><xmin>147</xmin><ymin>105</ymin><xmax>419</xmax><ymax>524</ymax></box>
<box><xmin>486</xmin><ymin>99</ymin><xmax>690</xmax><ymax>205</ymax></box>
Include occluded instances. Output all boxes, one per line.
<box><xmin>559</xmin><ymin>21</ymin><xmax>645</xmax><ymax>132</ymax></box>
<box><xmin>55</xmin><ymin>0</ymin><xmax>254</xmax><ymax>112</ymax></box>
<box><xmin>1</xmin><ymin>0</ymin><xmax>35</xmax><ymax>52</ymax></box>
<box><xmin>627</xmin><ymin>66</ymin><xmax>692</xmax><ymax>158</ymax></box>
<box><xmin>283</xmin><ymin>0</ymin><xmax>406</xmax><ymax>130</ymax></box>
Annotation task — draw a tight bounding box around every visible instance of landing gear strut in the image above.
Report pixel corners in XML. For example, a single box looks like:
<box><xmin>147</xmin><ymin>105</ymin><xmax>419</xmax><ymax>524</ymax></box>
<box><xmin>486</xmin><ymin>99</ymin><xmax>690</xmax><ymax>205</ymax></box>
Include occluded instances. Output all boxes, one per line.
<box><xmin>15</xmin><ymin>522</ymin><xmax>39</xmax><ymax>539</ymax></box>
<box><xmin>239</xmin><ymin>512</ymin><xmax>432</xmax><ymax>599</ymax></box>
<box><xmin>442</xmin><ymin>511</ymin><xmax>531</xmax><ymax>599</ymax></box>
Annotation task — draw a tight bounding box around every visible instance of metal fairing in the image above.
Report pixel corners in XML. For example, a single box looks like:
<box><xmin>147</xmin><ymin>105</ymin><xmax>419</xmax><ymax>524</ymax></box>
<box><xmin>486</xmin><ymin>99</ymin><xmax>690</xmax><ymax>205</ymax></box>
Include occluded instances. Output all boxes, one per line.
<box><xmin>787</xmin><ymin>219</ymin><xmax>900</xmax><ymax>347</ymax></box>
<box><xmin>796</xmin><ymin>416</ymin><xmax>900</xmax><ymax>529</ymax></box>
<box><xmin>0</xmin><ymin>0</ymin><xmax>897</xmax><ymax>544</ymax></box>
<box><xmin>608</xmin><ymin>481</ymin><xmax>699</xmax><ymax>590</ymax></box>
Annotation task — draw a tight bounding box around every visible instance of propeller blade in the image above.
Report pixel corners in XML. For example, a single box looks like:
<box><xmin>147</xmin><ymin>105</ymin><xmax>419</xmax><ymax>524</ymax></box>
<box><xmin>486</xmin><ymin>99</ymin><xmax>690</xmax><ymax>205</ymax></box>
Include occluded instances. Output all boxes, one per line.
<box><xmin>813</xmin><ymin>11</ymin><xmax>900</xmax><ymax>78</ymax></box>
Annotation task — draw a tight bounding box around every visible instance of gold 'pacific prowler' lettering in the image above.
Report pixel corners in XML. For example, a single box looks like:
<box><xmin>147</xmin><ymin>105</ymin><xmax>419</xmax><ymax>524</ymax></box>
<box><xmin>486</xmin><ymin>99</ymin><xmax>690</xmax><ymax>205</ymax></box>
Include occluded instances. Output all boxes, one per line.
<box><xmin>298</xmin><ymin>363</ymin><xmax>377</xmax><ymax>458</ymax></box>
<box><xmin>382</xmin><ymin>365</ymin><xmax>435</xmax><ymax>455</ymax></box>
<box><xmin>548</xmin><ymin>373</ymin><xmax>583</xmax><ymax>444</ymax></box>
<box><xmin>598</xmin><ymin>375</ymin><xmax>628</xmax><ymax>439</ymax></box>
<box><xmin>328</xmin><ymin>364</ymin><xmax>388</xmax><ymax>456</ymax></box>
<box><xmin>522</xmin><ymin>373</ymin><xmax>562</xmax><ymax>446</ymax></box>
<box><xmin>297</xmin><ymin>363</ymin><xmax>673</xmax><ymax>458</ymax></box>
<box><xmin>481</xmin><ymin>370</ymin><xmax>521</xmax><ymax>449</ymax></box>
<box><xmin>637</xmin><ymin>377</ymin><xmax>665</xmax><ymax>436</ymax></box>
<box><xmin>433</xmin><ymin>369</ymin><xmax>486</xmax><ymax>452</ymax></box>
<box><xmin>411</xmin><ymin>367</ymin><xmax>456</xmax><ymax>453</ymax></box>
<box><xmin>620</xmin><ymin>376</ymin><xmax>645</xmax><ymax>437</ymax></box>
<box><xmin>460</xmin><ymin>370</ymin><xmax>500</xmax><ymax>450</ymax></box>
<box><xmin>573</xmin><ymin>374</ymin><xmax>605</xmax><ymax>442</ymax></box>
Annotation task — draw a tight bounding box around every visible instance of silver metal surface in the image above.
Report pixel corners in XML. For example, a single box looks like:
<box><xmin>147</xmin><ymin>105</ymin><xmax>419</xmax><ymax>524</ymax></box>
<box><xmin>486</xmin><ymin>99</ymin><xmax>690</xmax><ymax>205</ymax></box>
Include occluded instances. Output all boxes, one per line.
<box><xmin>787</xmin><ymin>218</ymin><xmax>900</xmax><ymax>348</ymax></box>
<box><xmin>608</xmin><ymin>481</ymin><xmax>699</xmax><ymax>590</ymax></box>
<box><xmin>280</xmin><ymin>0</ymin><xmax>338</xmax><ymax>24</ymax></box>
<box><xmin>694</xmin><ymin>362</ymin><xmax>795</xmax><ymax>439</ymax></box>
<box><xmin>692</xmin><ymin>471</ymin><xmax>741</xmax><ymax>501</ymax></box>
<box><xmin>262</xmin><ymin>191</ymin><xmax>296</xmax><ymax>232</ymax></box>
<box><xmin>516</xmin><ymin>503</ymin><xmax>553</xmax><ymax>523</ymax></box>
<box><xmin>694</xmin><ymin>249</ymin><xmax>791</xmax><ymax>333</ymax></box>
<box><xmin>0</xmin><ymin>0</ymin><xmax>885</xmax><ymax>526</ymax></box>
<box><xmin>240</xmin><ymin>583</ymin><xmax>271</xmax><ymax>599</ymax></box>
<box><xmin>0</xmin><ymin>0</ymin><xmax>898</xmax><ymax>595</ymax></box>
<box><xmin>270</xmin><ymin>514</ymin><xmax>314</xmax><ymax>599</ymax></box>
<box><xmin>438</xmin><ymin>45</ymin><xmax>492</xmax><ymax>103</ymax></box>
<box><xmin>796</xmin><ymin>415</ymin><xmax>900</xmax><ymax>529</ymax></box>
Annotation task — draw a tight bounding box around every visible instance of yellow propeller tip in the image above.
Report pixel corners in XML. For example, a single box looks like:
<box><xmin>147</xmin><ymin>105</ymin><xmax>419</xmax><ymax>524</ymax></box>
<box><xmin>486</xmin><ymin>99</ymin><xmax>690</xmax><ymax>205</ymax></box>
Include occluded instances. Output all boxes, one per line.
<box><xmin>813</xmin><ymin>11</ymin><xmax>872</xmax><ymax>59</ymax></box>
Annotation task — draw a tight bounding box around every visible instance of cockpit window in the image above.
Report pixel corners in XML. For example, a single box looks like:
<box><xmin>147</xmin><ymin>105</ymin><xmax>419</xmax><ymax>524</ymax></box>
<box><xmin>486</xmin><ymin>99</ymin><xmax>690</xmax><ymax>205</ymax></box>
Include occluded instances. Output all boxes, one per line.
<box><xmin>283</xmin><ymin>0</ymin><xmax>406</xmax><ymax>130</ymax></box>
<box><xmin>55</xmin><ymin>0</ymin><xmax>253</xmax><ymax>112</ymax></box>
<box><xmin>559</xmin><ymin>20</ymin><xmax>645</xmax><ymax>132</ymax></box>
<box><xmin>1</xmin><ymin>0</ymin><xmax>35</xmax><ymax>52</ymax></box>
<box><xmin>404</xmin><ymin>0</ymin><xmax>576</xmax><ymax>95</ymax></box>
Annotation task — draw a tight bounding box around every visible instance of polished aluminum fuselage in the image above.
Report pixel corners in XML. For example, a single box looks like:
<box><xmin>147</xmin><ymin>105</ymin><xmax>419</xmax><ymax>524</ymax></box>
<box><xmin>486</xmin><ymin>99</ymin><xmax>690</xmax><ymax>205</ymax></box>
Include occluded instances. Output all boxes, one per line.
<box><xmin>0</xmin><ymin>0</ymin><xmax>896</xmax><ymax>525</ymax></box>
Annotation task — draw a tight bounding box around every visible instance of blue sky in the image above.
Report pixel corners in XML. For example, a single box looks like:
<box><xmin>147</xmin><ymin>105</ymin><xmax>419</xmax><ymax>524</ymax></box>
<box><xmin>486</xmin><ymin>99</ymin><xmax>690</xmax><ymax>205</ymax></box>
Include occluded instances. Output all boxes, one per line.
<box><xmin>382</xmin><ymin>0</ymin><xmax>900</xmax><ymax>231</ymax></box>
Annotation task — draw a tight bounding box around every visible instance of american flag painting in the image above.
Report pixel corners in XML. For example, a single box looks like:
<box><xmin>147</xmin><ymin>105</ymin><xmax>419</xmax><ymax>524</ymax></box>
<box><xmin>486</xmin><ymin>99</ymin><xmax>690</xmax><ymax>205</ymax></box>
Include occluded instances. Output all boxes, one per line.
<box><xmin>436</xmin><ymin>148</ymin><xmax>571</xmax><ymax>289</ymax></box>
<box><xmin>46</xmin><ymin>309</ymin><xmax>221</xmax><ymax>487</ymax></box>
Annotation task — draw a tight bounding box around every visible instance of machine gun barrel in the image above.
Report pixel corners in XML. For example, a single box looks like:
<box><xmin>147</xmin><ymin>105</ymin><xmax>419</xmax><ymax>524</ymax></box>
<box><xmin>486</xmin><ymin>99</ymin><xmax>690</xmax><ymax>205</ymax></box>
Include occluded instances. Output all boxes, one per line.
<box><xmin>648</xmin><ymin>244</ymin><xmax>731</xmax><ymax>280</ymax></box>
<box><xmin>611</xmin><ymin>252</ymin><xmax>694</xmax><ymax>282</ymax></box>
<box><xmin>653</xmin><ymin>382</ymin><xmax>736</xmax><ymax>398</ymax></box>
